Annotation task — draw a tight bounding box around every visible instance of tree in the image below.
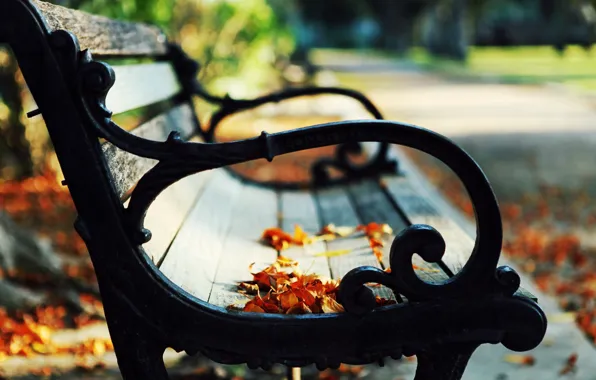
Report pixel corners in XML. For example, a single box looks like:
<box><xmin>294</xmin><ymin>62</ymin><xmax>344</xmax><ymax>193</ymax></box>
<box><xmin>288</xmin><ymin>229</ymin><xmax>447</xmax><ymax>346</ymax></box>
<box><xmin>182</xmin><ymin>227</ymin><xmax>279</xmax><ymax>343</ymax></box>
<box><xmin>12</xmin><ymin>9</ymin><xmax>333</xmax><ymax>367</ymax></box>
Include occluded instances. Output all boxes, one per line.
<box><xmin>421</xmin><ymin>0</ymin><xmax>469</xmax><ymax>61</ymax></box>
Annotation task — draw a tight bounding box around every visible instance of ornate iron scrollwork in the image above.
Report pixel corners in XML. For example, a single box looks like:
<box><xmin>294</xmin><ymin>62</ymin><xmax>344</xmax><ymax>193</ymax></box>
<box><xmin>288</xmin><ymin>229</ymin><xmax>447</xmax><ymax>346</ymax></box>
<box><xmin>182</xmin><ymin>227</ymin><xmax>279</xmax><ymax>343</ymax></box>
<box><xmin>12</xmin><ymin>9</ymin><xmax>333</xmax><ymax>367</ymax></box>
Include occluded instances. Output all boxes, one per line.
<box><xmin>66</xmin><ymin>29</ymin><xmax>522</xmax><ymax>322</ymax></box>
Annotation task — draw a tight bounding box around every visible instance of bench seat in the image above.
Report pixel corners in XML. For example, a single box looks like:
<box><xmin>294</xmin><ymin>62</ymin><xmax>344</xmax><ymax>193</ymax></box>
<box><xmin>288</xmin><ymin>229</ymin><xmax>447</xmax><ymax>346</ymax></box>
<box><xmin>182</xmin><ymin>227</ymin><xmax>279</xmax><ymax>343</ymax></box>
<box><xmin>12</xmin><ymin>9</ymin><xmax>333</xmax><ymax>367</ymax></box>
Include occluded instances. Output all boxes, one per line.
<box><xmin>152</xmin><ymin>161</ymin><xmax>535</xmax><ymax>310</ymax></box>
<box><xmin>3</xmin><ymin>1</ymin><xmax>546</xmax><ymax>378</ymax></box>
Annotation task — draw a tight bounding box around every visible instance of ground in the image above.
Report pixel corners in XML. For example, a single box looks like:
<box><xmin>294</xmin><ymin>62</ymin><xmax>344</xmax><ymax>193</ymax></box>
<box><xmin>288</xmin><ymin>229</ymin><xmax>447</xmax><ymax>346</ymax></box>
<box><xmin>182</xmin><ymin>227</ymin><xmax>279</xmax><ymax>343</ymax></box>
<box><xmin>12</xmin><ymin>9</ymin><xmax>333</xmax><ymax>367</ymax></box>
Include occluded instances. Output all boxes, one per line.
<box><xmin>3</xmin><ymin>49</ymin><xmax>596</xmax><ymax>379</ymax></box>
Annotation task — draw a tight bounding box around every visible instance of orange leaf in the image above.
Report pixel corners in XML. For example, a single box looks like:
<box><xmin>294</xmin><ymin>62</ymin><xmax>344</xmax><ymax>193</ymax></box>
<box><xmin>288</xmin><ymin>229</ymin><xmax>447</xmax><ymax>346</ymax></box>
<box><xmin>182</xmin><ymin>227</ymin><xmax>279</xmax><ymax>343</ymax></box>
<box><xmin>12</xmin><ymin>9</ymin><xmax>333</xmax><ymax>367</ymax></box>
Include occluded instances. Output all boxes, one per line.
<box><xmin>285</xmin><ymin>302</ymin><xmax>313</xmax><ymax>315</ymax></box>
<box><xmin>293</xmin><ymin>224</ymin><xmax>310</xmax><ymax>245</ymax></box>
<box><xmin>504</xmin><ymin>354</ymin><xmax>535</xmax><ymax>366</ymax></box>
<box><xmin>560</xmin><ymin>353</ymin><xmax>578</xmax><ymax>375</ymax></box>
<box><xmin>238</xmin><ymin>282</ymin><xmax>260</xmax><ymax>294</ymax></box>
<box><xmin>321</xmin><ymin>296</ymin><xmax>345</xmax><ymax>313</ymax></box>
<box><xmin>243</xmin><ymin>302</ymin><xmax>265</xmax><ymax>313</ymax></box>
<box><xmin>276</xmin><ymin>255</ymin><xmax>298</xmax><ymax>267</ymax></box>
<box><xmin>261</xmin><ymin>227</ymin><xmax>293</xmax><ymax>250</ymax></box>
<box><xmin>375</xmin><ymin>296</ymin><xmax>397</xmax><ymax>307</ymax></box>
<box><xmin>280</xmin><ymin>290</ymin><xmax>300</xmax><ymax>310</ymax></box>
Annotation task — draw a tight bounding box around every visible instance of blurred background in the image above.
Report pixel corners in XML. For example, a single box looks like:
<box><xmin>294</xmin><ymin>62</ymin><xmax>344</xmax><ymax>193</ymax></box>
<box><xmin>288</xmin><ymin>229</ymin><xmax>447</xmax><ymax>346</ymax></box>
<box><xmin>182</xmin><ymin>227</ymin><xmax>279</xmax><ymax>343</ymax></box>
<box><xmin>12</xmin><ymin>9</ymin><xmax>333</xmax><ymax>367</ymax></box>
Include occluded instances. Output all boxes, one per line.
<box><xmin>3</xmin><ymin>0</ymin><xmax>596</xmax><ymax>379</ymax></box>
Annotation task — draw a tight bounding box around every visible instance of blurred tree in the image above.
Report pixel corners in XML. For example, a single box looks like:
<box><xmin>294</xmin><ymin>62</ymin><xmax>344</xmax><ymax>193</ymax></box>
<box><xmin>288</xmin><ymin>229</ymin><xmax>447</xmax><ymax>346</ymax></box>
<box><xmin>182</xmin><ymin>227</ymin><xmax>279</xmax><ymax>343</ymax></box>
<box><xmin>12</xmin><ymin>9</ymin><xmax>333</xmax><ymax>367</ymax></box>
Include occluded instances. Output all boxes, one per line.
<box><xmin>0</xmin><ymin>48</ymin><xmax>32</xmax><ymax>180</ymax></box>
<box><xmin>421</xmin><ymin>0</ymin><xmax>469</xmax><ymax>61</ymax></box>
<box><xmin>368</xmin><ymin>0</ymin><xmax>430</xmax><ymax>54</ymax></box>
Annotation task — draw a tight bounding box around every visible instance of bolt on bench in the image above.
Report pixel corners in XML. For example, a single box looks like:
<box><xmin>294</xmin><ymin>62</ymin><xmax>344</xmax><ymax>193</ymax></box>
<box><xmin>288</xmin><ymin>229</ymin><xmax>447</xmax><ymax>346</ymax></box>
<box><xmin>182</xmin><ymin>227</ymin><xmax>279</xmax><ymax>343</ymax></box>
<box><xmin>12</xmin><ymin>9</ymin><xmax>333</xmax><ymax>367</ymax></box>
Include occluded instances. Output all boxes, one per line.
<box><xmin>1</xmin><ymin>1</ymin><xmax>547</xmax><ymax>379</ymax></box>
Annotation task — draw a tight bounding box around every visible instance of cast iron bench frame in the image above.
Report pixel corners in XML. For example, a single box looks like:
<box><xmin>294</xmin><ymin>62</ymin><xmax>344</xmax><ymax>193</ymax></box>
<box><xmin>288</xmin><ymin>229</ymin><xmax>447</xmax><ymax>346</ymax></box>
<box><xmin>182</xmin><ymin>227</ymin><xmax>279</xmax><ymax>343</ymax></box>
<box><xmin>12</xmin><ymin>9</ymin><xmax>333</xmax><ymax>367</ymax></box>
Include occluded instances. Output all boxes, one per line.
<box><xmin>1</xmin><ymin>1</ymin><xmax>547</xmax><ymax>379</ymax></box>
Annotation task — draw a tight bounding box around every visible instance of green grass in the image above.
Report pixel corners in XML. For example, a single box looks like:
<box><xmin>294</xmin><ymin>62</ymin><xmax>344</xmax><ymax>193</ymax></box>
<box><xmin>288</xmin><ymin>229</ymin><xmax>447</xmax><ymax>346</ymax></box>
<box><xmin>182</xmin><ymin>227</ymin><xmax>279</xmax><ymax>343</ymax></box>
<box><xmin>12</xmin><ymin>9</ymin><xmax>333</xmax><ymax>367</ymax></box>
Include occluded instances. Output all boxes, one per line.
<box><xmin>408</xmin><ymin>45</ymin><xmax>596</xmax><ymax>91</ymax></box>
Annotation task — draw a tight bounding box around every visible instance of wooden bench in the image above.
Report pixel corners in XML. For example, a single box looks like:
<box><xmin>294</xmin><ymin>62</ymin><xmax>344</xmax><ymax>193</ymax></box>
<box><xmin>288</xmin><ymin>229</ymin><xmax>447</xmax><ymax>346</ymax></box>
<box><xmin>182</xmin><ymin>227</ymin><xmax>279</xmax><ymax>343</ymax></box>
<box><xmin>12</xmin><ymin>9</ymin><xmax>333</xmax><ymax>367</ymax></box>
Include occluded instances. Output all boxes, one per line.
<box><xmin>1</xmin><ymin>1</ymin><xmax>547</xmax><ymax>379</ymax></box>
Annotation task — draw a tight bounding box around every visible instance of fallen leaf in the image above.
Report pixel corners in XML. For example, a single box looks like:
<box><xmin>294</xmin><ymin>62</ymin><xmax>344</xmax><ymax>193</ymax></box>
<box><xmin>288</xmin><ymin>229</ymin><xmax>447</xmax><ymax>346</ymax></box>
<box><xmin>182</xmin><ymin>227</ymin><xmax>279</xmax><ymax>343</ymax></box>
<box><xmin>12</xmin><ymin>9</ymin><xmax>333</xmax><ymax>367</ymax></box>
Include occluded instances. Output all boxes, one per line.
<box><xmin>314</xmin><ymin>249</ymin><xmax>351</xmax><ymax>258</ymax></box>
<box><xmin>560</xmin><ymin>353</ymin><xmax>578</xmax><ymax>375</ymax></box>
<box><xmin>286</xmin><ymin>302</ymin><xmax>312</xmax><ymax>315</ymax></box>
<box><xmin>504</xmin><ymin>354</ymin><xmax>535</xmax><ymax>366</ymax></box>
<box><xmin>321</xmin><ymin>297</ymin><xmax>345</xmax><ymax>313</ymax></box>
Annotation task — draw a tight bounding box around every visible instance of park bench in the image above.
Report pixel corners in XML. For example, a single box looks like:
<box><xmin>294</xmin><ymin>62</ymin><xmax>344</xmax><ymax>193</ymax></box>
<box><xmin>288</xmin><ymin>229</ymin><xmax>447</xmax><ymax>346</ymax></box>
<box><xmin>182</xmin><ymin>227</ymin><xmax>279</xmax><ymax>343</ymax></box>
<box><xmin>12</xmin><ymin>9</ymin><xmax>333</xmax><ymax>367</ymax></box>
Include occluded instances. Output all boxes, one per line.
<box><xmin>1</xmin><ymin>1</ymin><xmax>547</xmax><ymax>379</ymax></box>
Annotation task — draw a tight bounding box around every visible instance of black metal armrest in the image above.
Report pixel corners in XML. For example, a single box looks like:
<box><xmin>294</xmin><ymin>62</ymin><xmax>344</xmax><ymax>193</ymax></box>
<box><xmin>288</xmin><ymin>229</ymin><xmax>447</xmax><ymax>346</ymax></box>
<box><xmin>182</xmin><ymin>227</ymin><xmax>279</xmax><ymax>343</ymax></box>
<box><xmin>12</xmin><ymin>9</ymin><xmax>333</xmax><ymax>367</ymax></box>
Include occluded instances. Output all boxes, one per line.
<box><xmin>199</xmin><ymin>86</ymin><xmax>384</xmax><ymax>142</ymax></box>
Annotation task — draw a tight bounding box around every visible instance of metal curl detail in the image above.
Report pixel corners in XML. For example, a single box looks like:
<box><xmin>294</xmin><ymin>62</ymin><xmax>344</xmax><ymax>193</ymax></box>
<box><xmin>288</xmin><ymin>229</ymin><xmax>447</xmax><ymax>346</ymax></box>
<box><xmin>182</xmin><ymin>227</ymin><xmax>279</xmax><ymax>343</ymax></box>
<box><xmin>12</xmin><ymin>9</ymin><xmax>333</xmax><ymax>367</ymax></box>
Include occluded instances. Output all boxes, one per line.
<box><xmin>338</xmin><ymin>225</ymin><xmax>447</xmax><ymax>315</ymax></box>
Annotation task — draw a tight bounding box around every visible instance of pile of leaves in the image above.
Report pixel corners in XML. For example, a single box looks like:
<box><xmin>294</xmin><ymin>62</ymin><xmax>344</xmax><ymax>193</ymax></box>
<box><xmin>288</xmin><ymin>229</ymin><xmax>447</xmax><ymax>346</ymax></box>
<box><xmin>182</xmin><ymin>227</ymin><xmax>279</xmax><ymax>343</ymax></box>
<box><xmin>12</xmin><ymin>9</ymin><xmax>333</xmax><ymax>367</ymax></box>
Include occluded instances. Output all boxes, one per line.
<box><xmin>233</xmin><ymin>223</ymin><xmax>396</xmax><ymax>315</ymax></box>
<box><xmin>0</xmin><ymin>303</ymin><xmax>111</xmax><ymax>370</ymax></box>
<box><xmin>235</xmin><ymin>256</ymin><xmax>345</xmax><ymax>314</ymax></box>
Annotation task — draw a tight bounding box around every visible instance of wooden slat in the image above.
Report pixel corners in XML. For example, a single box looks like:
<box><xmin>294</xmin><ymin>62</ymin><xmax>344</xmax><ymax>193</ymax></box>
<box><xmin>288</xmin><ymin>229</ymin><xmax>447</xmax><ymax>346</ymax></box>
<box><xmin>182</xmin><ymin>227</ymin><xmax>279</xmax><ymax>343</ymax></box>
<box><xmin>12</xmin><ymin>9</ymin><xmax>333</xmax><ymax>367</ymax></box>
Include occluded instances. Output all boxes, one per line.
<box><xmin>208</xmin><ymin>185</ymin><xmax>278</xmax><ymax>308</ymax></box>
<box><xmin>33</xmin><ymin>0</ymin><xmax>168</xmax><ymax>56</ymax></box>
<box><xmin>316</xmin><ymin>187</ymin><xmax>395</xmax><ymax>301</ymax></box>
<box><xmin>101</xmin><ymin>103</ymin><xmax>197</xmax><ymax>198</ymax></box>
<box><xmin>108</xmin><ymin>63</ymin><xmax>181</xmax><ymax>114</ymax></box>
<box><xmin>347</xmin><ymin>180</ymin><xmax>408</xmax><ymax>235</ymax></box>
<box><xmin>159</xmin><ymin>171</ymin><xmax>243</xmax><ymax>302</ymax></box>
<box><xmin>142</xmin><ymin>171</ymin><xmax>211</xmax><ymax>264</ymax></box>
<box><xmin>280</xmin><ymin>191</ymin><xmax>330</xmax><ymax>278</ymax></box>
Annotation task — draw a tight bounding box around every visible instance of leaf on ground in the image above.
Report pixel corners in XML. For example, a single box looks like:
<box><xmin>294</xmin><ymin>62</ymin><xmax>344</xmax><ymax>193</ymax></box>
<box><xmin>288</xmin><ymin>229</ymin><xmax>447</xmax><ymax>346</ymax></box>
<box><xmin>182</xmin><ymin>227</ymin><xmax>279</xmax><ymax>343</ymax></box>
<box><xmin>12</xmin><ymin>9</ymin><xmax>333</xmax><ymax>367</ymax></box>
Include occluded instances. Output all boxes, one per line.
<box><xmin>560</xmin><ymin>353</ymin><xmax>578</xmax><ymax>375</ymax></box>
<box><xmin>504</xmin><ymin>354</ymin><xmax>535</xmax><ymax>366</ymax></box>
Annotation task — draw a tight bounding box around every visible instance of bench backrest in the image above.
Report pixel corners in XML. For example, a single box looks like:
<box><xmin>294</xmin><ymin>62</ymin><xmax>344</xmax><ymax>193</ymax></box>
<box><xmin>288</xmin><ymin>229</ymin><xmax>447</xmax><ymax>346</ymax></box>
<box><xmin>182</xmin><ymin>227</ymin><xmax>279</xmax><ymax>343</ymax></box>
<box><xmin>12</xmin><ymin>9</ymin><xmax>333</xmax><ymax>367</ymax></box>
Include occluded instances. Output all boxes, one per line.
<box><xmin>11</xmin><ymin>0</ymin><xmax>210</xmax><ymax>264</ymax></box>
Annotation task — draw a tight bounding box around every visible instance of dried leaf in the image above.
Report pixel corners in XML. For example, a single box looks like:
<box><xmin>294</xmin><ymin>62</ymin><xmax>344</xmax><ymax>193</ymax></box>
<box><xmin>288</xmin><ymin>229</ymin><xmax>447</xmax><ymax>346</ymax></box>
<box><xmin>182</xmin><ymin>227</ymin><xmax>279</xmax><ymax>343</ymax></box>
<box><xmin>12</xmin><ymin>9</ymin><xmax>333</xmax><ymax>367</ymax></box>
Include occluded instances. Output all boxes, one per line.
<box><xmin>504</xmin><ymin>354</ymin><xmax>535</xmax><ymax>366</ymax></box>
<box><xmin>375</xmin><ymin>296</ymin><xmax>397</xmax><ymax>307</ymax></box>
<box><xmin>560</xmin><ymin>353</ymin><xmax>578</xmax><ymax>375</ymax></box>
<box><xmin>320</xmin><ymin>224</ymin><xmax>356</xmax><ymax>237</ymax></box>
<box><xmin>261</xmin><ymin>227</ymin><xmax>293</xmax><ymax>250</ymax></box>
<box><xmin>321</xmin><ymin>297</ymin><xmax>345</xmax><ymax>313</ymax></box>
<box><xmin>277</xmin><ymin>255</ymin><xmax>299</xmax><ymax>267</ymax></box>
<box><xmin>243</xmin><ymin>303</ymin><xmax>265</xmax><ymax>313</ymax></box>
<box><xmin>238</xmin><ymin>282</ymin><xmax>260</xmax><ymax>295</ymax></box>
<box><xmin>293</xmin><ymin>224</ymin><xmax>310</xmax><ymax>245</ymax></box>
<box><xmin>286</xmin><ymin>302</ymin><xmax>312</xmax><ymax>315</ymax></box>
<box><xmin>280</xmin><ymin>291</ymin><xmax>300</xmax><ymax>310</ymax></box>
<box><xmin>314</xmin><ymin>249</ymin><xmax>351</xmax><ymax>258</ymax></box>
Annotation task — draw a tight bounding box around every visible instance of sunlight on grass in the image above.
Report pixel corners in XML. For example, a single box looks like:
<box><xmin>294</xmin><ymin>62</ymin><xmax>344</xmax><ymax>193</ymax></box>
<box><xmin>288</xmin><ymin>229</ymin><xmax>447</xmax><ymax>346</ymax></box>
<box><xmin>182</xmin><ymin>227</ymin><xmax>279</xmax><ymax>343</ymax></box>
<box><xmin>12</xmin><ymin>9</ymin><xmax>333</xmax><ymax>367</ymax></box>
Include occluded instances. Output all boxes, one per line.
<box><xmin>408</xmin><ymin>45</ymin><xmax>596</xmax><ymax>91</ymax></box>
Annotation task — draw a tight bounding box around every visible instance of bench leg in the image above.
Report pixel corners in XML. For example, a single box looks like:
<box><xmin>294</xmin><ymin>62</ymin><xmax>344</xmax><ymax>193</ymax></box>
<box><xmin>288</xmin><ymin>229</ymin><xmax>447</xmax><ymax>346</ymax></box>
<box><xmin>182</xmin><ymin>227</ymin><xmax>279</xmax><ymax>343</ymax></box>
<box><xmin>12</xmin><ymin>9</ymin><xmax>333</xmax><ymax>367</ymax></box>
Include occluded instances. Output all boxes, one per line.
<box><xmin>102</xmin><ymin>292</ymin><xmax>170</xmax><ymax>380</ymax></box>
<box><xmin>413</xmin><ymin>344</ymin><xmax>478</xmax><ymax>380</ymax></box>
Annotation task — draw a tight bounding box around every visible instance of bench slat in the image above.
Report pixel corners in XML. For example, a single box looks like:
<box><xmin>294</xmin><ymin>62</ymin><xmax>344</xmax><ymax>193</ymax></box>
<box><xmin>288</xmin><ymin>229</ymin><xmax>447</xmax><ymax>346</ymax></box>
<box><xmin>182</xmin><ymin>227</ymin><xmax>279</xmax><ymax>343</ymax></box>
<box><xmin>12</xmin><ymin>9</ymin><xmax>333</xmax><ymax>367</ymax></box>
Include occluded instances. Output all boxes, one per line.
<box><xmin>108</xmin><ymin>63</ymin><xmax>181</xmax><ymax>115</ymax></box>
<box><xmin>280</xmin><ymin>191</ymin><xmax>330</xmax><ymax>279</ymax></box>
<box><xmin>208</xmin><ymin>185</ymin><xmax>278</xmax><ymax>308</ymax></box>
<box><xmin>316</xmin><ymin>186</ymin><xmax>395</xmax><ymax>301</ymax></box>
<box><xmin>159</xmin><ymin>170</ymin><xmax>244</xmax><ymax>302</ymax></box>
<box><xmin>101</xmin><ymin>103</ymin><xmax>197</xmax><ymax>198</ymax></box>
<box><xmin>142</xmin><ymin>171</ymin><xmax>211</xmax><ymax>263</ymax></box>
<box><xmin>33</xmin><ymin>0</ymin><xmax>168</xmax><ymax>57</ymax></box>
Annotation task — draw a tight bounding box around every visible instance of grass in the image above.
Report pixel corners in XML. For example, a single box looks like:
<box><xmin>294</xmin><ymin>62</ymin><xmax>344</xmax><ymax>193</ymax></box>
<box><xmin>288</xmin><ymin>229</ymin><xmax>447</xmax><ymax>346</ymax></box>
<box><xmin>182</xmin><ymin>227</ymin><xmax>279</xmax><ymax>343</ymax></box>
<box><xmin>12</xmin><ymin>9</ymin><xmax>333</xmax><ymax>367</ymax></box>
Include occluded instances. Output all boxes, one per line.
<box><xmin>408</xmin><ymin>45</ymin><xmax>596</xmax><ymax>91</ymax></box>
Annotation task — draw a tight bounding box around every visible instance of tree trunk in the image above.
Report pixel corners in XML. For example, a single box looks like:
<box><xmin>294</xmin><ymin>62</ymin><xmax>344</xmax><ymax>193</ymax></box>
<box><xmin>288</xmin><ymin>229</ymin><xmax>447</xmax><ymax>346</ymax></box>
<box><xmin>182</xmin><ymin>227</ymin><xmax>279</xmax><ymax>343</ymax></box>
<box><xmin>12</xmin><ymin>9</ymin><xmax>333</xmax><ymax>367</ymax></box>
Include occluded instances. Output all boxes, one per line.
<box><xmin>422</xmin><ymin>0</ymin><xmax>468</xmax><ymax>61</ymax></box>
<box><xmin>0</xmin><ymin>51</ymin><xmax>33</xmax><ymax>180</ymax></box>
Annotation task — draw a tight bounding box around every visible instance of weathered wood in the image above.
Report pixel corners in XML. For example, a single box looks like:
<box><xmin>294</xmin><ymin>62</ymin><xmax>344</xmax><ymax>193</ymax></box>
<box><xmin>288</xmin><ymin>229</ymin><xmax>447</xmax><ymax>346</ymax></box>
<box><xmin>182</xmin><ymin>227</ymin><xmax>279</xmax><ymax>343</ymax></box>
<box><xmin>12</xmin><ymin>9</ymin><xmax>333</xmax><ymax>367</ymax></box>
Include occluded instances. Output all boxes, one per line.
<box><xmin>208</xmin><ymin>185</ymin><xmax>278</xmax><ymax>308</ymax></box>
<box><xmin>280</xmin><ymin>191</ymin><xmax>330</xmax><ymax>279</ymax></box>
<box><xmin>108</xmin><ymin>63</ymin><xmax>181</xmax><ymax>114</ymax></box>
<box><xmin>101</xmin><ymin>103</ymin><xmax>197</xmax><ymax>198</ymax></box>
<box><xmin>347</xmin><ymin>180</ymin><xmax>408</xmax><ymax>236</ymax></box>
<box><xmin>159</xmin><ymin>171</ymin><xmax>244</xmax><ymax>302</ymax></box>
<box><xmin>32</xmin><ymin>0</ymin><xmax>168</xmax><ymax>57</ymax></box>
<box><xmin>142</xmin><ymin>171</ymin><xmax>211</xmax><ymax>264</ymax></box>
<box><xmin>316</xmin><ymin>187</ymin><xmax>395</xmax><ymax>301</ymax></box>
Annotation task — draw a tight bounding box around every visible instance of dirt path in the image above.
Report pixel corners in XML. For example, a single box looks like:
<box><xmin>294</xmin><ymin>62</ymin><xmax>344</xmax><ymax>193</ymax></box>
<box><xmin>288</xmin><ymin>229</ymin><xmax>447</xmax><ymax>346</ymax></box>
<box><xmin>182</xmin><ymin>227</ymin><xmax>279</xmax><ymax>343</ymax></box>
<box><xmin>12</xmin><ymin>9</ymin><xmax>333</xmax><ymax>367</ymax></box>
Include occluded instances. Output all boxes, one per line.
<box><xmin>312</xmin><ymin>50</ymin><xmax>596</xmax><ymax>379</ymax></box>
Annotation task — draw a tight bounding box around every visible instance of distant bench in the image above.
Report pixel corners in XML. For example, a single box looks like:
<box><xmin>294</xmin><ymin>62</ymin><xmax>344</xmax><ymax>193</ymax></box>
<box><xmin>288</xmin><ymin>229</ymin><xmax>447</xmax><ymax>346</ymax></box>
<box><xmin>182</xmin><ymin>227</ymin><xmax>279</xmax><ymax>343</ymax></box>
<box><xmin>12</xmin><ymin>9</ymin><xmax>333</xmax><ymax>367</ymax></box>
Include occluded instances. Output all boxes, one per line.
<box><xmin>1</xmin><ymin>1</ymin><xmax>546</xmax><ymax>379</ymax></box>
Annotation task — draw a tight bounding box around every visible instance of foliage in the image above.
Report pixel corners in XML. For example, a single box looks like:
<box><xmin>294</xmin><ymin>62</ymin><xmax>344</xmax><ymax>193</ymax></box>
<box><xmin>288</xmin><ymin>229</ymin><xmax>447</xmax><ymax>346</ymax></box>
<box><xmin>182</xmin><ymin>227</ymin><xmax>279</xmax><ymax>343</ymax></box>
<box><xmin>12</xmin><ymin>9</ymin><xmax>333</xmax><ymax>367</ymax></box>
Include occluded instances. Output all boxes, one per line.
<box><xmin>173</xmin><ymin>0</ymin><xmax>295</xmax><ymax>96</ymax></box>
<box><xmin>408</xmin><ymin>45</ymin><xmax>596</xmax><ymax>91</ymax></box>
